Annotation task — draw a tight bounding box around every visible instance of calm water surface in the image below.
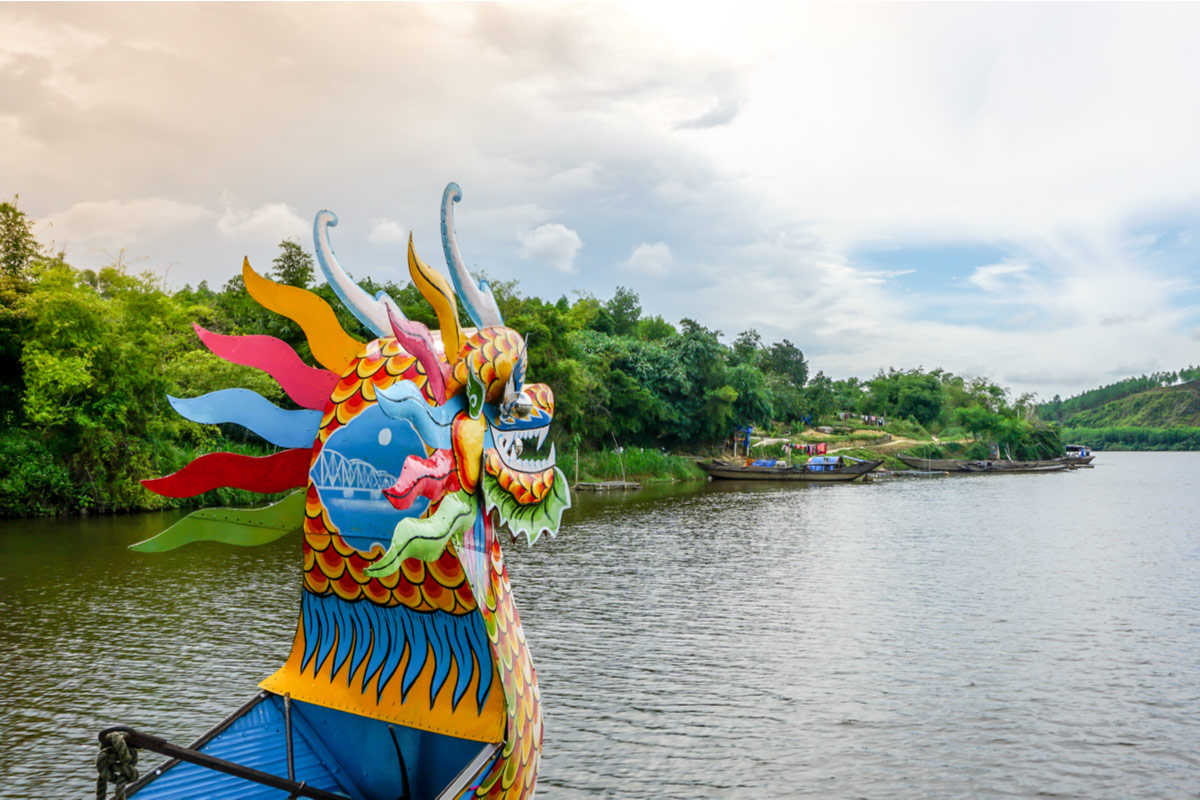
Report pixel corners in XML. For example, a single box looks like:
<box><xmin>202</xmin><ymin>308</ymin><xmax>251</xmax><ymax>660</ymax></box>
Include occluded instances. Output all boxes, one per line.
<box><xmin>2</xmin><ymin>452</ymin><xmax>1198</xmax><ymax>798</ymax></box>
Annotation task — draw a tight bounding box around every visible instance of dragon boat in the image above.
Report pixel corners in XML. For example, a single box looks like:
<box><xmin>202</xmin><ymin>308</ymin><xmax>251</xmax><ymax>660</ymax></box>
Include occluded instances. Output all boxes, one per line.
<box><xmin>95</xmin><ymin>184</ymin><xmax>570</xmax><ymax>800</ymax></box>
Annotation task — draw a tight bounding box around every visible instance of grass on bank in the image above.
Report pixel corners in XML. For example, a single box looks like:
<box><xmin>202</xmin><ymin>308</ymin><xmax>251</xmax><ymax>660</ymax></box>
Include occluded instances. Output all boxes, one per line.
<box><xmin>563</xmin><ymin>447</ymin><xmax>706</xmax><ymax>484</ymax></box>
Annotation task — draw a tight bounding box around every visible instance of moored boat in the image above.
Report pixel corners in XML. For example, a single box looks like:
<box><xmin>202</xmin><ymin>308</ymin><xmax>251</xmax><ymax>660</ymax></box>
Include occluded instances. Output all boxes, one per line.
<box><xmin>699</xmin><ymin>455</ymin><xmax>883</xmax><ymax>482</ymax></box>
<box><xmin>897</xmin><ymin>454</ymin><xmax>1071</xmax><ymax>473</ymax></box>
<box><xmin>1062</xmin><ymin>444</ymin><xmax>1096</xmax><ymax>465</ymax></box>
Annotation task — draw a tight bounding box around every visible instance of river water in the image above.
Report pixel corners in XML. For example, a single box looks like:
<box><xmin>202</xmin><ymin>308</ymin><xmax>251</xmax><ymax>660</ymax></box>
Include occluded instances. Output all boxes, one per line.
<box><xmin>2</xmin><ymin>451</ymin><xmax>1198</xmax><ymax>798</ymax></box>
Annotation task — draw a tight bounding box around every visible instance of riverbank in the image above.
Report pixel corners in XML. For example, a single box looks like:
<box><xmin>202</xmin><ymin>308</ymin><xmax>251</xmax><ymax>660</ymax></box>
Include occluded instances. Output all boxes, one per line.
<box><xmin>564</xmin><ymin>447</ymin><xmax>707</xmax><ymax>485</ymax></box>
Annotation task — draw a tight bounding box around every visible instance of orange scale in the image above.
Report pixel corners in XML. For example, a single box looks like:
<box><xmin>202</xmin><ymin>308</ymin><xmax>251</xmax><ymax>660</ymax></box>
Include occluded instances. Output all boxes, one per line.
<box><xmin>305</xmin><ymin>531</ymin><xmax>332</xmax><ymax>552</ymax></box>
<box><xmin>330</xmin><ymin>533</ymin><xmax>359</xmax><ymax>558</ymax></box>
<box><xmin>393</xmin><ymin>578</ymin><xmax>420</xmax><ymax>606</ymax></box>
<box><xmin>362</xmin><ymin>581</ymin><xmax>391</xmax><ymax>605</ymax></box>
<box><xmin>374</xmin><ymin>565</ymin><xmax>401</xmax><ymax>590</ymax></box>
<box><xmin>318</xmin><ymin>552</ymin><xmax>346</xmax><ymax>581</ymax></box>
<box><xmin>332</xmin><ymin>572</ymin><xmax>363</xmax><ymax>600</ymax></box>
<box><xmin>427</xmin><ymin>552</ymin><xmax>465</xmax><ymax>588</ymax></box>
<box><xmin>400</xmin><ymin>558</ymin><xmax>426</xmax><ymax>584</ymax></box>
<box><xmin>384</xmin><ymin>355</ymin><xmax>417</xmax><ymax>377</ymax></box>
<box><xmin>436</xmin><ymin>590</ymin><xmax>462</xmax><ymax>613</ymax></box>
<box><xmin>336</xmin><ymin>393</ymin><xmax>368</xmax><ymax>423</ymax></box>
<box><xmin>422</xmin><ymin>579</ymin><xmax>444</xmax><ymax>600</ymax></box>
<box><xmin>356</xmin><ymin>356</ymin><xmax>386</xmax><ymax>380</ymax></box>
<box><xmin>454</xmin><ymin>584</ymin><xmax>476</xmax><ymax>609</ymax></box>
<box><xmin>303</xmin><ymin>549</ymin><xmax>316</xmax><ymax>572</ymax></box>
<box><xmin>305</xmin><ymin>571</ymin><xmax>329</xmax><ymax>594</ymax></box>
<box><xmin>344</xmin><ymin>553</ymin><xmax>372</xmax><ymax>584</ymax></box>
<box><xmin>360</xmin><ymin>381</ymin><xmax>377</xmax><ymax>403</ymax></box>
<box><xmin>330</xmin><ymin>378</ymin><xmax>362</xmax><ymax>404</ymax></box>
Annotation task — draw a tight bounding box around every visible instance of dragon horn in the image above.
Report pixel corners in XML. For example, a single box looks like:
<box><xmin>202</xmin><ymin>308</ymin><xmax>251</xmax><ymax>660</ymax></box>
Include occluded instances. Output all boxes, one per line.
<box><xmin>441</xmin><ymin>183</ymin><xmax>504</xmax><ymax>328</ymax></box>
<box><xmin>313</xmin><ymin>209</ymin><xmax>404</xmax><ymax>337</ymax></box>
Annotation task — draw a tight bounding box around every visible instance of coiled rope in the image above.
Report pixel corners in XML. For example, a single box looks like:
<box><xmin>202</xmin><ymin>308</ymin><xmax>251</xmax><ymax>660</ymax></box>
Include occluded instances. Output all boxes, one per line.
<box><xmin>95</xmin><ymin>730</ymin><xmax>139</xmax><ymax>800</ymax></box>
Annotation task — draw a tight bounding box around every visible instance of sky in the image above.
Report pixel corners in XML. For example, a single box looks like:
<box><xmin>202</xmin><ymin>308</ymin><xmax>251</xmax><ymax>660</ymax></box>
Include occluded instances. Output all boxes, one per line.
<box><xmin>3</xmin><ymin>2</ymin><xmax>1199</xmax><ymax>401</ymax></box>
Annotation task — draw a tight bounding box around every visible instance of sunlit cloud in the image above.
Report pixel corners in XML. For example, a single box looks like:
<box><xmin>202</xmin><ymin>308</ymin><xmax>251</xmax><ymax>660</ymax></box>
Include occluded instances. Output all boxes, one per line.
<box><xmin>518</xmin><ymin>223</ymin><xmax>582</xmax><ymax>273</ymax></box>
<box><xmin>217</xmin><ymin>201</ymin><xmax>307</xmax><ymax>244</ymax></box>
<box><xmin>621</xmin><ymin>242</ymin><xmax>674</xmax><ymax>275</ymax></box>
<box><xmin>45</xmin><ymin>198</ymin><xmax>212</xmax><ymax>251</ymax></box>
<box><xmin>368</xmin><ymin>218</ymin><xmax>408</xmax><ymax>245</ymax></box>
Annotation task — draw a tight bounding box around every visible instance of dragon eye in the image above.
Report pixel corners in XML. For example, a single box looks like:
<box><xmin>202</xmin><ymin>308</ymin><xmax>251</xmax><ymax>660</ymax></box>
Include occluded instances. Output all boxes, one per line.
<box><xmin>508</xmin><ymin>394</ymin><xmax>533</xmax><ymax>418</ymax></box>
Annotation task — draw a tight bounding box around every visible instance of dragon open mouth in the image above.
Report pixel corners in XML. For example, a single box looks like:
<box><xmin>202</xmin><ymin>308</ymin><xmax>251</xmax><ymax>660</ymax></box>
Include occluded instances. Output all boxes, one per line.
<box><xmin>491</xmin><ymin>424</ymin><xmax>556</xmax><ymax>474</ymax></box>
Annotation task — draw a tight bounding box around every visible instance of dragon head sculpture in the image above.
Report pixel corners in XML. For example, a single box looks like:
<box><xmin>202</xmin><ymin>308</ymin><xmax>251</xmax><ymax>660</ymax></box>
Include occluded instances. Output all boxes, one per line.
<box><xmin>136</xmin><ymin>183</ymin><xmax>568</xmax><ymax>799</ymax></box>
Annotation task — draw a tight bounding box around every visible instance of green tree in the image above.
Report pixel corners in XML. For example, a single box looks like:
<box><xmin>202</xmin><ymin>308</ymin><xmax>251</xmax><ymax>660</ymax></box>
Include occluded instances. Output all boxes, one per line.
<box><xmin>731</xmin><ymin>329</ymin><xmax>763</xmax><ymax>366</ymax></box>
<box><xmin>0</xmin><ymin>197</ymin><xmax>42</xmax><ymax>278</ymax></box>
<box><xmin>605</xmin><ymin>286</ymin><xmax>642</xmax><ymax>336</ymax></box>
<box><xmin>272</xmin><ymin>239</ymin><xmax>316</xmax><ymax>288</ymax></box>
<box><xmin>761</xmin><ymin>339</ymin><xmax>808</xmax><ymax>387</ymax></box>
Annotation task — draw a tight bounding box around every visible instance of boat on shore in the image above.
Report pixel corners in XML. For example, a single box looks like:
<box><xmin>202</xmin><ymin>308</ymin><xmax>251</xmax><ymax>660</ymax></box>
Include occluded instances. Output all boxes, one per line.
<box><xmin>699</xmin><ymin>455</ymin><xmax>883</xmax><ymax>482</ymax></box>
<box><xmin>897</xmin><ymin>455</ymin><xmax>1072</xmax><ymax>473</ymax></box>
<box><xmin>1063</xmin><ymin>444</ymin><xmax>1096</xmax><ymax>465</ymax></box>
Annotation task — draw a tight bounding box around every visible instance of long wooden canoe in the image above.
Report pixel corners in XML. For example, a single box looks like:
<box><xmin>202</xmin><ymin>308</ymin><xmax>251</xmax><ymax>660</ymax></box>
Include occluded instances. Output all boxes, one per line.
<box><xmin>699</xmin><ymin>458</ymin><xmax>883</xmax><ymax>482</ymax></box>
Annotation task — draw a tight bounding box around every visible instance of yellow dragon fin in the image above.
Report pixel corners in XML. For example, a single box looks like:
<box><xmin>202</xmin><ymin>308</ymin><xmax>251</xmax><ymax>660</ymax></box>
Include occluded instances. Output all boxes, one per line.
<box><xmin>242</xmin><ymin>258</ymin><xmax>363</xmax><ymax>374</ymax></box>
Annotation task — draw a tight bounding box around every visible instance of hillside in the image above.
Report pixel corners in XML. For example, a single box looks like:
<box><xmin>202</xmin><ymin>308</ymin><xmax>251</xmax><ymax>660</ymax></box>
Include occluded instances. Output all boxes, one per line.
<box><xmin>1058</xmin><ymin>381</ymin><xmax>1200</xmax><ymax>450</ymax></box>
<box><xmin>1065</xmin><ymin>380</ymin><xmax>1200</xmax><ymax>428</ymax></box>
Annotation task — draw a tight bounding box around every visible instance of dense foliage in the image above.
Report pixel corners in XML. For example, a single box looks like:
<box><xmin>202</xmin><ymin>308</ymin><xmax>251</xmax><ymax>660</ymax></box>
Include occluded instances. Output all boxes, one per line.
<box><xmin>1061</xmin><ymin>426</ymin><xmax>1200</xmax><ymax>451</ymax></box>
<box><xmin>4</xmin><ymin>197</ymin><xmax>1159</xmax><ymax>517</ymax></box>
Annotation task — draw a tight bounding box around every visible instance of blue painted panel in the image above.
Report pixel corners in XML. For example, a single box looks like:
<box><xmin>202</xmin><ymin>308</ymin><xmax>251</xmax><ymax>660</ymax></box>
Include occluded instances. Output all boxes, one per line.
<box><xmin>290</xmin><ymin>698</ymin><xmax>487</xmax><ymax>800</ymax></box>
<box><xmin>168</xmin><ymin>389</ymin><xmax>322</xmax><ymax>449</ymax></box>
<box><xmin>311</xmin><ymin>404</ymin><xmax>430</xmax><ymax>550</ymax></box>
<box><xmin>131</xmin><ymin>695</ymin><xmax>355</xmax><ymax>800</ymax></box>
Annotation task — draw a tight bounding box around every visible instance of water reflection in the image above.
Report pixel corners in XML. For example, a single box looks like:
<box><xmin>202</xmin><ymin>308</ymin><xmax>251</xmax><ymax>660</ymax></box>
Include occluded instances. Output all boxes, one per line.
<box><xmin>2</xmin><ymin>453</ymin><xmax>1198</xmax><ymax>798</ymax></box>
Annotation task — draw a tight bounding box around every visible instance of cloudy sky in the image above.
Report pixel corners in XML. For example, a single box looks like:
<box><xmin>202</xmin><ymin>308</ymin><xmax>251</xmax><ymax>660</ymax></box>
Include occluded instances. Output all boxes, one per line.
<box><xmin>4</xmin><ymin>2</ymin><xmax>1199</xmax><ymax>399</ymax></box>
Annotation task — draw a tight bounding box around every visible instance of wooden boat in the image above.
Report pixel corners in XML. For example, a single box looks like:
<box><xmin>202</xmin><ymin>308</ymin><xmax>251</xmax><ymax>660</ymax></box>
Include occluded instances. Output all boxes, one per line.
<box><xmin>898</xmin><ymin>455</ymin><xmax>1071</xmax><ymax>473</ymax></box>
<box><xmin>699</xmin><ymin>455</ymin><xmax>883</xmax><ymax>482</ymax></box>
<box><xmin>95</xmin><ymin>186</ymin><xmax>568</xmax><ymax>800</ymax></box>
<box><xmin>1062</xmin><ymin>444</ymin><xmax>1096</xmax><ymax>465</ymax></box>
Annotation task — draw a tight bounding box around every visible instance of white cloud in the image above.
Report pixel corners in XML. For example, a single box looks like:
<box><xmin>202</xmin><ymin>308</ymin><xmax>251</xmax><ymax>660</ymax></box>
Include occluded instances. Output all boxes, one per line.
<box><xmin>518</xmin><ymin>223</ymin><xmax>582</xmax><ymax>273</ymax></box>
<box><xmin>368</xmin><ymin>218</ymin><xmax>408</xmax><ymax>245</ymax></box>
<box><xmin>45</xmin><ymin>197</ymin><xmax>212</xmax><ymax>251</ymax></box>
<box><xmin>5</xmin><ymin>4</ymin><xmax>1200</xmax><ymax>399</ymax></box>
<box><xmin>621</xmin><ymin>241</ymin><xmax>674</xmax><ymax>275</ymax></box>
<box><xmin>217</xmin><ymin>201</ymin><xmax>307</xmax><ymax>244</ymax></box>
<box><xmin>968</xmin><ymin>262</ymin><xmax>1029</xmax><ymax>292</ymax></box>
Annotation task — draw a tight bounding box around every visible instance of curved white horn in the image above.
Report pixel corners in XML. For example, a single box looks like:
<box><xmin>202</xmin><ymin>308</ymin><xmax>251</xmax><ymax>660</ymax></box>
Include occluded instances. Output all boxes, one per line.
<box><xmin>314</xmin><ymin>210</ymin><xmax>404</xmax><ymax>337</ymax></box>
<box><xmin>441</xmin><ymin>183</ymin><xmax>504</xmax><ymax>328</ymax></box>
